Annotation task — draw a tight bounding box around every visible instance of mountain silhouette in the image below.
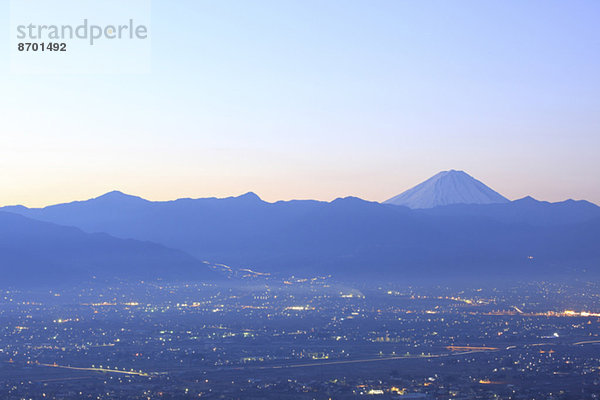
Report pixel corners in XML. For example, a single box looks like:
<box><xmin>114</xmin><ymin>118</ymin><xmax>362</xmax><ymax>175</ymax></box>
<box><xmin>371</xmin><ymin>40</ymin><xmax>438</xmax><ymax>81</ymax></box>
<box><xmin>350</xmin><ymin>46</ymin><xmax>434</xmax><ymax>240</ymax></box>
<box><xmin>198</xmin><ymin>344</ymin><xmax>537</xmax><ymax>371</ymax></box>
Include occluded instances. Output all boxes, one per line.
<box><xmin>385</xmin><ymin>170</ymin><xmax>509</xmax><ymax>208</ymax></box>
<box><xmin>0</xmin><ymin>211</ymin><xmax>216</xmax><ymax>287</ymax></box>
<box><xmin>3</xmin><ymin>187</ymin><xmax>599</xmax><ymax>282</ymax></box>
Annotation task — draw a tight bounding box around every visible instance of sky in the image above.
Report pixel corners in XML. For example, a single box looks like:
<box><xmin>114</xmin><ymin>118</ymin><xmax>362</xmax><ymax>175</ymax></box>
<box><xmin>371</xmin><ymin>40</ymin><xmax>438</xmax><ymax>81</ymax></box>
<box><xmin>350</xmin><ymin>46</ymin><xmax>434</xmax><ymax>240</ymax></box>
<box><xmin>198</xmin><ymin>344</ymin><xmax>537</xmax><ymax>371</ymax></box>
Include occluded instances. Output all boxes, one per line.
<box><xmin>1</xmin><ymin>0</ymin><xmax>599</xmax><ymax>207</ymax></box>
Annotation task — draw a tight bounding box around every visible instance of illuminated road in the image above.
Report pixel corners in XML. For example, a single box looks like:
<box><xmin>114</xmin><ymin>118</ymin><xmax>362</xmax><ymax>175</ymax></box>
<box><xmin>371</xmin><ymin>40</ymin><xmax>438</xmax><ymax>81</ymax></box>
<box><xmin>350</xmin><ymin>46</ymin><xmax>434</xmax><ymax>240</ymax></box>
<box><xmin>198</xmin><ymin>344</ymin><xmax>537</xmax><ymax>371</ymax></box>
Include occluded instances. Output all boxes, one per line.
<box><xmin>37</xmin><ymin>362</ymin><xmax>151</xmax><ymax>377</ymax></box>
<box><xmin>446</xmin><ymin>346</ymin><xmax>498</xmax><ymax>351</ymax></box>
<box><xmin>573</xmin><ymin>340</ymin><xmax>600</xmax><ymax>345</ymax></box>
<box><xmin>243</xmin><ymin>339</ymin><xmax>600</xmax><ymax>371</ymax></box>
<box><xmin>36</xmin><ymin>338</ymin><xmax>600</xmax><ymax>376</ymax></box>
<box><xmin>254</xmin><ymin>350</ymin><xmax>492</xmax><ymax>370</ymax></box>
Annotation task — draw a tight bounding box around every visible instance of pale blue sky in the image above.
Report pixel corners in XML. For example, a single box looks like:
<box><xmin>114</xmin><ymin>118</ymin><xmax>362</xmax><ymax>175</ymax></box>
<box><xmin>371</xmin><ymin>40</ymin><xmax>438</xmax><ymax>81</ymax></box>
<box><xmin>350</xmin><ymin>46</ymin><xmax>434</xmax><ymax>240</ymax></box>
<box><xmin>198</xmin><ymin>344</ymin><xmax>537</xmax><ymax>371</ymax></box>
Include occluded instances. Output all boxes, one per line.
<box><xmin>1</xmin><ymin>1</ymin><xmax>599</xmax><ymax>206</ymax></box>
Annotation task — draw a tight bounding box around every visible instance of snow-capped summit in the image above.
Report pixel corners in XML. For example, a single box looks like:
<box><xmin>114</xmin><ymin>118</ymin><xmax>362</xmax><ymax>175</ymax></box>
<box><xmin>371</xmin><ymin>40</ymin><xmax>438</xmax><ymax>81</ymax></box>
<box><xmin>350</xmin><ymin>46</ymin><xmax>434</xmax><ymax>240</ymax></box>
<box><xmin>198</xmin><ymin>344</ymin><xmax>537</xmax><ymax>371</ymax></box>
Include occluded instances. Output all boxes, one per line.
<box><xmin>384</xmin><ymin>170</ymin><xmax>509</xmax><ymax>209</ymax></box>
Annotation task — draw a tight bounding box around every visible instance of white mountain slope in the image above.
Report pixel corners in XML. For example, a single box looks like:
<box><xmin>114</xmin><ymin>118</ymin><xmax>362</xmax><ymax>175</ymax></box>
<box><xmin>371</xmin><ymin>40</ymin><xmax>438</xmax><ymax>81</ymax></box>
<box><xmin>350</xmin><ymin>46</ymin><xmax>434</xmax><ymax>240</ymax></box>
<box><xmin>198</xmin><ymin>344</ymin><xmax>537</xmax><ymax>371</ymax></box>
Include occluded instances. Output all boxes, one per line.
<box><xmin>385</xmin><ymin>170</ymin><xmax>509</xmax><ymax>209</ymax></box>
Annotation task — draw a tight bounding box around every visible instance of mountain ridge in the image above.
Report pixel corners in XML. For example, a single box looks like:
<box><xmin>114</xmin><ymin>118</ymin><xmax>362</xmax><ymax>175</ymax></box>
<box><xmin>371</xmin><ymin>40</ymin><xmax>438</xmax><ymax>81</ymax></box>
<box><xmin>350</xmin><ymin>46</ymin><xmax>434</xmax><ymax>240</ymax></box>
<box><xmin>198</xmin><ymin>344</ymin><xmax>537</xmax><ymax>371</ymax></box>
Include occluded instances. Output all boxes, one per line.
<box><xmin>3</xmin><ymin>169</ymin><xmax>599</xmax><ymax>283</ymax></box>
<box><xmin>0</xmin><ymin>211</ymin><xmax>218</xmax><ymax>287</ymax></box>
<box><xmin>3</xmin><ymin>187</ymin><xmax>600</xmax><ymax>282</ymax></box>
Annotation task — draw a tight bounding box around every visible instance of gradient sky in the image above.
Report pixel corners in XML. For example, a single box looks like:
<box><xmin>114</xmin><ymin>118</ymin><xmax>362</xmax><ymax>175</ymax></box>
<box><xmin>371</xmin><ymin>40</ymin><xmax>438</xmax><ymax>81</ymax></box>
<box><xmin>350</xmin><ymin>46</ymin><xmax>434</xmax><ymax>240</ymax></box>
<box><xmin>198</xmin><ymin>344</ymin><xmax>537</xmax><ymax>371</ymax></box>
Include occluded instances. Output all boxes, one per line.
<box><xmin>1</xmin><ymin>0</ymin><xmax>599</xmax><ymax>207</ymax></box>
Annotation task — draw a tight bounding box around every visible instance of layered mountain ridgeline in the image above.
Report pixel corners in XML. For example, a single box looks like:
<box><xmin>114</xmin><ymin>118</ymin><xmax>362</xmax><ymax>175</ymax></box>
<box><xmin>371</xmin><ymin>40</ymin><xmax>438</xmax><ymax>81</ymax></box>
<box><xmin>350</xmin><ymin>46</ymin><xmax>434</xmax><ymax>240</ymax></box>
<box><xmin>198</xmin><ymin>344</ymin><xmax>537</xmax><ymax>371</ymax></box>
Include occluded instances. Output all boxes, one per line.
<box><xmin>417</xmin><ymin>196</ymin><xmax>600</xmax><ymax>226</ymax></box>
<box><xmin>4</xmin><ymin>187</ymin><xmax>600</xmax><ymax>283</ymax></box>
<box><xmin>0</xmin><ymin>211</ymin><xmax>217</xmax><ymax>288</ymax></box>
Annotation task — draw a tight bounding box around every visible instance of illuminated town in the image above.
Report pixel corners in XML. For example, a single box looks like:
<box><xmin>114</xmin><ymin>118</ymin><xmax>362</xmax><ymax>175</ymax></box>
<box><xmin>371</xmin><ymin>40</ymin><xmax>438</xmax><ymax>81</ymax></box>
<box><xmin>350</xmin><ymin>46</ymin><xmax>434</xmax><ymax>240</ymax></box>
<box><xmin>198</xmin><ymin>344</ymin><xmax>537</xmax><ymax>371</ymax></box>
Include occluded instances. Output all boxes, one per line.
<box><xmin>2</xmin><ymin>275</ymin><xmax>600</xmax><ymax>399</ymax></box>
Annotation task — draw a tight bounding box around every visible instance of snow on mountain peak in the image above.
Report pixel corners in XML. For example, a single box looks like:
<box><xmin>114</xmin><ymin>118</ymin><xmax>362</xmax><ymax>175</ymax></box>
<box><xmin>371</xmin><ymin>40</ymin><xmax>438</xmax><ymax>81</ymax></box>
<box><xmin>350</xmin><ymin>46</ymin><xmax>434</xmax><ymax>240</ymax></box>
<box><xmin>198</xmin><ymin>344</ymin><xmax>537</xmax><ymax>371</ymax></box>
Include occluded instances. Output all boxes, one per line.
<box><xmin>384</xmin><ymin>170</ymin><xmax>509</xmax><ymax>209</ymax></box>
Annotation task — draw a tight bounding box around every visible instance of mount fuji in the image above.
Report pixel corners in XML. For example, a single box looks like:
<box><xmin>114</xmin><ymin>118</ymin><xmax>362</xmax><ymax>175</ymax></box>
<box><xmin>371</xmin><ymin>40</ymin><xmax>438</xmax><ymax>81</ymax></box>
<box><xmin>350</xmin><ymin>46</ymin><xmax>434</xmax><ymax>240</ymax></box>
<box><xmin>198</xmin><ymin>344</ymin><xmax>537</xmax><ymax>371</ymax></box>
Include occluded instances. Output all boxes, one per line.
<box><xmin>385</xmin><ymin>170</ymin><xmax>509</xmax><ymax>209</ymax></box>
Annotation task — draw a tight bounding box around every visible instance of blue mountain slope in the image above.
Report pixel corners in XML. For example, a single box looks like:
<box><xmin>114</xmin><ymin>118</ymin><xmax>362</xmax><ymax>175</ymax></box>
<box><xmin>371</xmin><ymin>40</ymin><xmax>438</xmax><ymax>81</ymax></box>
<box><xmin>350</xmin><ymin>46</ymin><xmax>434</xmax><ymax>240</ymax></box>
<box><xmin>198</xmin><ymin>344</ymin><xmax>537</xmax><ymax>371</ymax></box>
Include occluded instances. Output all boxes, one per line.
<box><xmin>3</xmin><ymin>191</ymin><xmax>600</xmax><ymax>282</ymax></box>
<box><xmin>420</xmin><ymin>196</ymin><xmax>600</xmax><ymax>226</ymax></box>
<box><xmin>0</xmin><ymin>211</ymin><xmax>216</xmax><ymax>287</ymax></box>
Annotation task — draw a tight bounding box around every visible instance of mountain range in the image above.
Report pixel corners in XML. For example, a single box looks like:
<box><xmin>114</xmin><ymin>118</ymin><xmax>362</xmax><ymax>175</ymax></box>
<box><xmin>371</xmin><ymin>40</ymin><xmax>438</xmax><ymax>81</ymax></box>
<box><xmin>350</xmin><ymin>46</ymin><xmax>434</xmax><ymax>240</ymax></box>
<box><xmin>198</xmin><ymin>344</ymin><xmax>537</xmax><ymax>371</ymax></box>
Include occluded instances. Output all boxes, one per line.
<box><xmin>0</xmin><ymin>211</ymin><xmax>216</xmax><ymax>287</ymax></box>
<box><xmin>1</xmin><ymin>170</ymin><xmax>599</xmax><ymax>287</ymax></box>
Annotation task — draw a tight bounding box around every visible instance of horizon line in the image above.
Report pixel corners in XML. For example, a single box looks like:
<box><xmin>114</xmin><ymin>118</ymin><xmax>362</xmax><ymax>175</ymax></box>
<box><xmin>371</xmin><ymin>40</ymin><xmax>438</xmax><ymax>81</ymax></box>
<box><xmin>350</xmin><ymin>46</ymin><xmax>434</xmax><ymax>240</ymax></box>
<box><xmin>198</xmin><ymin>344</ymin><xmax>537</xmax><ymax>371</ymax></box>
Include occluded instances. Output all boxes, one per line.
<box><xmin>2</xmin><ymin>188</ymin><xmax>598</xmax><ymax>209</ymax></box>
